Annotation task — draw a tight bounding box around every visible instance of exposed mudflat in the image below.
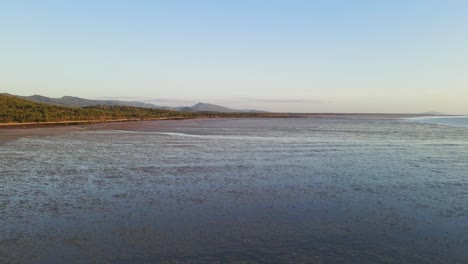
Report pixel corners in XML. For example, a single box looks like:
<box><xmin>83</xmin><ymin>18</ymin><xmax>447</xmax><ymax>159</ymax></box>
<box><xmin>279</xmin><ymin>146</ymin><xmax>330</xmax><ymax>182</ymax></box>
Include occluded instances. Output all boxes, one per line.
<box><xmin>0</xmin><ymin>126</ymin><xmax>85</xmax><ymax>146</ymax></box>
<box><xmin>1</xmin><ymin>118</ymin><xmax>468</xmax><ymax>263</ymax></box>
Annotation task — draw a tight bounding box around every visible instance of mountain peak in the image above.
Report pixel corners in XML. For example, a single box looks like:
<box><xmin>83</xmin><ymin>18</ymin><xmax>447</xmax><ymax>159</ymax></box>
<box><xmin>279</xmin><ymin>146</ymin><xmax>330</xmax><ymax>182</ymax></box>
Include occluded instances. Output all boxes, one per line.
<box><xmin>189</xmin><ymin>102</ymin><xmax>235</xmax><ymax>112</ymax></box>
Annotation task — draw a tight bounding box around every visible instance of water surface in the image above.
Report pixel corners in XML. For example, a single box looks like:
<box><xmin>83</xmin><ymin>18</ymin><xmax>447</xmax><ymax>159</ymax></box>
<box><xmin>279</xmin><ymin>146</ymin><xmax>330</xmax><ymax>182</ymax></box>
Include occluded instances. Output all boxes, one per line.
<box><xmin>408</xmin><ymin>116</ymin><xmax>468</xmax><ymax>128</ymax></box>
<box><xmin>1</xmin><ymin>117</ymin><xmax>468</xmax><ymax>263</ymax></box>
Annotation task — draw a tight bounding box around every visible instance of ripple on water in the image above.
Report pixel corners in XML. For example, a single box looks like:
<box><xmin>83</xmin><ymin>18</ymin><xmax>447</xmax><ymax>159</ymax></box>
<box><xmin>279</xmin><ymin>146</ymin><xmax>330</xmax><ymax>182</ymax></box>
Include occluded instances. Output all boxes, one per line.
<box><xmin>1</xmin><ymin>117</ymin><xmax>468</xmax><ymax>263</ymax></box>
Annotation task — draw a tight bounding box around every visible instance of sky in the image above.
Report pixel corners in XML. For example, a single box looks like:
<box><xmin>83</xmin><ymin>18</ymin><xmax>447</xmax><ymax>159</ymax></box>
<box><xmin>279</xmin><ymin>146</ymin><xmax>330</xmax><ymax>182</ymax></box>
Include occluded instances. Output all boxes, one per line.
<box><xmin>1</xmin><ymin>0</ymin><xmax>467</xmax><ymax>113</ymax></box>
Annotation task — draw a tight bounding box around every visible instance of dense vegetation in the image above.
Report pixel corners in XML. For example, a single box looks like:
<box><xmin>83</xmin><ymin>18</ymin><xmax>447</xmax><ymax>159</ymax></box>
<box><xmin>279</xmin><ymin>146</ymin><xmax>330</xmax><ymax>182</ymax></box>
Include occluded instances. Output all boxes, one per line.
<box><xmin>0</xmin><ymin>94</ymin><xmax>267</xmax><ymax>123</ymax></box>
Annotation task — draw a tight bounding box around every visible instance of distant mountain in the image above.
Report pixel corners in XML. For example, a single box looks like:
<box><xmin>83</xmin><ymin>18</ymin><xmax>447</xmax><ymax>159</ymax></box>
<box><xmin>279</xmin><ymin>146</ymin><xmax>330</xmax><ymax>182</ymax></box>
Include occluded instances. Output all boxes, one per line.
<box><xmin>17</xmin><ymin>94</ymin><xmax>162</xmax><ymax>109</ymax></box>
<box><xmin>0</xmin><ymin>94</ymin><xmax>271</xmax><ymax>124</ymax></box>
<box><xmin>0</xmin><ymin>93</ymin><xmax>187</xmax><ymax>123</ymax></box>
<box><xmin>184</xmin><ymin>102</ymin><xmax>268</xmax><ymax>113</ymax></box>
<box><xmin>5</xmin><ymin>94</ymin><xmax>267</xmax><ymax>113</ymax></box>
<box><xmin>186</xmin><ymin>102</ymin><xmax>237</xmax><ymax>112</ymax></box>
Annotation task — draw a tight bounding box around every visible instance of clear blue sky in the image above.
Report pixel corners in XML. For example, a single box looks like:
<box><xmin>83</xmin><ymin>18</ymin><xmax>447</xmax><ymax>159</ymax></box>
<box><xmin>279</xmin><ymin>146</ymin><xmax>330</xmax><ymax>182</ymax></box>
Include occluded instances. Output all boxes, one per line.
<box><xmin>1</xmin><ymin>0</ymin><xmax>467</xmax><ymax>113</ymax></box>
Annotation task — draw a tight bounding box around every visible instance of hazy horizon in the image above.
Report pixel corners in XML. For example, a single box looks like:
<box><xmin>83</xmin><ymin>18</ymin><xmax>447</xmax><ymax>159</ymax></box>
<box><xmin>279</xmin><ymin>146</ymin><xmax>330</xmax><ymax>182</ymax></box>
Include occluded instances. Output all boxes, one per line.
<box><xmin>2</xmin><ymin>1</ymin><xmax>467</xmax><ymax>114</ymax></box>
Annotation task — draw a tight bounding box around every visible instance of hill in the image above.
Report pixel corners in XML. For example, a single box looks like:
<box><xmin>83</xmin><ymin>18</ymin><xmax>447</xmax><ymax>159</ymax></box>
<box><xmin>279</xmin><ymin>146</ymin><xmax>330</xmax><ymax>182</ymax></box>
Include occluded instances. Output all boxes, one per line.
<box><xmin>16</xmin><ymin>94</ymin><xmax>162</xmax><ymax>109</ymax></box>
<box><xmin>10</xmin><ymin>94</ymin><xmax>266</xmax><ymax>113</ymax></box>
<box><xmin>186</xmin><ymin>102</ymin><xmax>237</xmax><ymax>112</ymax></box>
<box><xmin>0</xmin><ymin>94</ymin><xmax>268</xmax><ymax>124</ymax></box>
<box><xmin>0</xmin><ymin>94</ymin><xmax>190</xmax><ymax>123</ymax></box>
<box><xmin>182</xmin><ymin>102</ymin><xmax>268</xmax><ymax>113</ymax></box>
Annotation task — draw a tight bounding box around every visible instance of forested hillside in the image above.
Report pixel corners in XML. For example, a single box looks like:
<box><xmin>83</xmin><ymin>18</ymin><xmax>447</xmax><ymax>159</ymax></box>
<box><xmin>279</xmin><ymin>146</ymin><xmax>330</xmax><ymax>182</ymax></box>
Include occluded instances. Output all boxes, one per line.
<box><xmin>6</xmin><ymin>93</ymin><xmax>266</xmax><ymax>113</ymax></box>
<box><xmin>0</xmin><ymin>94</ymin><xmax>265</xmax><ymax>123</ymax></box>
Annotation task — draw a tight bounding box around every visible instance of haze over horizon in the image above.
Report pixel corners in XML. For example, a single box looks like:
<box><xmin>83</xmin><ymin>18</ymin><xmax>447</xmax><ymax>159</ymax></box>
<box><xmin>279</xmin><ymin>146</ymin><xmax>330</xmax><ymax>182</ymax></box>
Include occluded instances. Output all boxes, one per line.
<box><xmin>1</xmin><ymin>1</ymin><xmax>467</xmax><ymax>114</ymax></box>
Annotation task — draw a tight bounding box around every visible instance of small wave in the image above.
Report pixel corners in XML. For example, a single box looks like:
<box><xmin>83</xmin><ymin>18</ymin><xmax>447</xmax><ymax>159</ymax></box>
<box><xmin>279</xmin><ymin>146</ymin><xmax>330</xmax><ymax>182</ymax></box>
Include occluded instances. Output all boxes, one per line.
<box><xmin>404</xmin><ymin>116</ymin><xmax>468</xmax><ymax>129</ymax></box>
<box><xmin>91</xmin><ymin>130</ymin><xmax>289</xmax><ymax>141</ymax></box>
<box><xmin>150</xmin><ymin>132</ymin><xmax>221</xmax><ymax>139</ymax></box>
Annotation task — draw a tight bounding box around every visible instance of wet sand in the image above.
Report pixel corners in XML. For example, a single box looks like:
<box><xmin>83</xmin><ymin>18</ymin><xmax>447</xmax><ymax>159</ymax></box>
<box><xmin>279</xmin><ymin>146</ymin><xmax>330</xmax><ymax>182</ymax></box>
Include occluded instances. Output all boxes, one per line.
<box><xmin>0</xmin><ymin>118</ymin><xmax>269</xmax><ymax>145</ymax></box>
<box><xmin>0</xmin><ymin>114</ymin><xmax>431</xmax><ymax>145</ymax></box>
<box><xmin>0</xmin><ymin>126</ymin><xmax>86</xmax><ymax>146</ymax></box>
<box><xmin>0</xmin><ymin>118</ymin><xmax>188</xmax><ymax>145</ymax></box>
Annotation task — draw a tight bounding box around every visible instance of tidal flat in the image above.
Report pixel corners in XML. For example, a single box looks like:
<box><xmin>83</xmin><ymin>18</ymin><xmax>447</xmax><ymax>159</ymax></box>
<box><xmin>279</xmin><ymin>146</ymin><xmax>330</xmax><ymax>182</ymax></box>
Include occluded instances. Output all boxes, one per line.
<box><xmin>1</xmin><ymin>117</ymin><xmax>468</xmax><ymax>263</ymax></box>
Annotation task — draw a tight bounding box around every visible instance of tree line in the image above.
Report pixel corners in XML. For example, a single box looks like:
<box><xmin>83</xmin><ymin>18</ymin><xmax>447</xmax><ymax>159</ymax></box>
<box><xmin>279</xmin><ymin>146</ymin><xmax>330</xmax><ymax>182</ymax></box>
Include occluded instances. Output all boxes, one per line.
<box><xmin>0</xmin><ymin>94</ymin><xmax>271</xmax><ymax>123</ymax></box>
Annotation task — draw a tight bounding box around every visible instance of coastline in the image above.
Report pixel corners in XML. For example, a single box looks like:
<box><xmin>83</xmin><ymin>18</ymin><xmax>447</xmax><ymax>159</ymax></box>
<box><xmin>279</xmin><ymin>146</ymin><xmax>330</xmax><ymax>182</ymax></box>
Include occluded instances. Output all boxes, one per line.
<box><xmin>0</xmin><ymin>113</ymin><xmax>436</xmax><ymax>145</ymax></box>
<box><xmin>0</xmin><ymin>115</ymin><xmax>304</xmax><ymax>145</ymax></box>
<box><xmin>0</xmin><ymin>117</ymin><xmax>192</xmax><ymax>145</ymax></box>
<box><xmin>0</xmin><ymin>117</ymin><xmax>190</xmax><ymax>129</ymax></box>
<box><xmin>0</xmin><ymin>113</ymin><xmax>431</xmax><ymax>129</ymax></box>
<box><xmin>0</xmin><ymin>116</ymin><xmax>266</xmax><ymax>145</ymax></box>
<box><xmin>0</xmin><ymin>113</ymin><xmax>302</xmax><ymax>129</ymax></box>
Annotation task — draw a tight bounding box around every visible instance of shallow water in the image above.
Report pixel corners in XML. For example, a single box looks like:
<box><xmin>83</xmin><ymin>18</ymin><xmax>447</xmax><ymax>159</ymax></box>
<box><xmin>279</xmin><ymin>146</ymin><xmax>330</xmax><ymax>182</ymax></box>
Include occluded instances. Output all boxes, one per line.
<box><xmin>408</xmin><ymin>116</ymin><xmax>468</xmax><ymax>128</ymax></box>
<box><xmin>1</xmin><ymin>117</ymin><xmax>468</xmax><ymax>263</ymax></box>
